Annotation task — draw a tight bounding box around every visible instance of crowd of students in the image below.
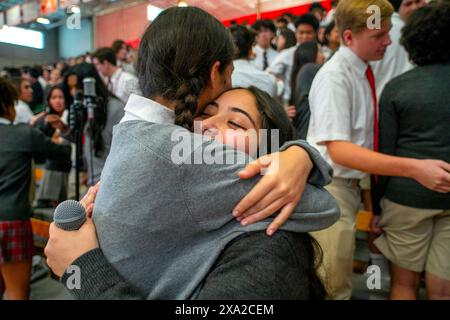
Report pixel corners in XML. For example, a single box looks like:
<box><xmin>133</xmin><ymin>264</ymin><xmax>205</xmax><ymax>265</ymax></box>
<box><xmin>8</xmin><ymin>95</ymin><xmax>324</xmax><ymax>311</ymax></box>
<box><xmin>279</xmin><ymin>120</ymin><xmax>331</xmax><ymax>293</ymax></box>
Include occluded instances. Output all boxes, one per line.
<box><xmin>0</xmin><ymin>0</ymin><xmax>449</xmax><ymax>301</ymax></box>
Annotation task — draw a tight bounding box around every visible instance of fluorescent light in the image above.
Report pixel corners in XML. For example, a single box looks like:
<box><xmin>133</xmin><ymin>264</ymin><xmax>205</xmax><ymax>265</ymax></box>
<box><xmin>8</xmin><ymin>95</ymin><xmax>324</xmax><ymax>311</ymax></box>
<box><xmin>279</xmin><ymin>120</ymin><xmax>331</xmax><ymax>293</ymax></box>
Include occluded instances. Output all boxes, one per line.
<box><xmin>178</xmin><ymin>1</ymin><xmax>188</xmax><ymax>7</ymax></box>
<box><xmin>36</xmin><ymin>17</ymin><xmax>50</xmax><ymax>25</ymax></box>
<box><xmin>70</xmin><ymin>6</ymin><xmax>81</xmax><ymax>14</ymax></box>
<box><xmin>0</xmin><ymin>26</ymin><xmax>44</xmax><ymax>49</ymax></box>
<box><xmin>147</xmin><ymin>5</ymin><xmax>163</xmax><ymax>21</ymax></box>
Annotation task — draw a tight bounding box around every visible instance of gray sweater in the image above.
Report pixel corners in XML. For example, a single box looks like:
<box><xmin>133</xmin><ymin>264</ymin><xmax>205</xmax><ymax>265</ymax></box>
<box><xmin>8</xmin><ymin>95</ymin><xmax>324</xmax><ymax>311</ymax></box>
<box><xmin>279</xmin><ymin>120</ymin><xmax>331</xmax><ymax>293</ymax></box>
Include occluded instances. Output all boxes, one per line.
<box><xmin>92</xmin><ymin>120</ymin><xmax>339</xmax><ymax>299</ymax></box>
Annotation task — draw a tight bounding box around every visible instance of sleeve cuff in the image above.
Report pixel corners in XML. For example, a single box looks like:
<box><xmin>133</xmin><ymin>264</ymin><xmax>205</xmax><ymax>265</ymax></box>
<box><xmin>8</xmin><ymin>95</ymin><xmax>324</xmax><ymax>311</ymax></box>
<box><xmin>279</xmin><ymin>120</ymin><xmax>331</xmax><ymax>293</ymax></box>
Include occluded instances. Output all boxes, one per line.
<box><xmin>60</xmin><ymin>248</ymin><xmax>125</xmax><ymax>300</ymax></box>
<box><xmin>280</xmin><ymin>139</ymin><xmax>333</xmax><ymax>186</ymax></box>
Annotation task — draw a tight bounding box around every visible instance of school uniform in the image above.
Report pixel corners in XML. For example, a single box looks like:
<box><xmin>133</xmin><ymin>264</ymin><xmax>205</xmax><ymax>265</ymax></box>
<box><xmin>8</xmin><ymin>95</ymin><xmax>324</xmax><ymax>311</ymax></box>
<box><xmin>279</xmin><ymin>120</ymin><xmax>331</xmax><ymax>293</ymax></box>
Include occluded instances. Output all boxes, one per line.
<box><xmin>266</xmin><ymin>45</ymin><xmax>298</xmax><ymax>103</ymax></box>
<box><xmin>307</xmin><ymin>45</ymin><xmax>378</xmax><ymax>299</ymax></box>
<box><xmin>374</xmin><ymin>62</ymin><xmax>450</xmax><ymax>281</ymax></box>
<box><xmin>108</xmin><ymin>68</ymin><xmax>140</xmax><ymax>104</ymax></box>
<box><xmin>232</xmin><ymin>59</ymin><xmax>278</xmax><ymax>97</ymax></box>
<box><xmin>0</xmin><ymin>118</ymin><xmax>71</xmax><ymax>264</ymax></box>
<box><xmin>251</xmin><ymin>45</ymin><xmax>279</xmax><ymax>71</ymax></box>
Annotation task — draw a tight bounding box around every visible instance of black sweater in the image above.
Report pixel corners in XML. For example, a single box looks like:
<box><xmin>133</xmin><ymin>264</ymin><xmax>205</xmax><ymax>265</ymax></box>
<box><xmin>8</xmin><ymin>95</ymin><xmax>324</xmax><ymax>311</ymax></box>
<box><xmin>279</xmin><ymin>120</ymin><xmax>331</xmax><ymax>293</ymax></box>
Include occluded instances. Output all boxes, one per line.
<box><xmin>376</xmin><ymin>62</ymin><xmax>450</xmax><ymax>210</ymax></box>
<box><xmin>34</xmin><ymin>114</ymin><xmax>72</xmax><ymax>173</ymax></box>
<box><xmin>0</xmin><ymin>122</ymin><xmax>71</xmax><ymax>221</ymax></box>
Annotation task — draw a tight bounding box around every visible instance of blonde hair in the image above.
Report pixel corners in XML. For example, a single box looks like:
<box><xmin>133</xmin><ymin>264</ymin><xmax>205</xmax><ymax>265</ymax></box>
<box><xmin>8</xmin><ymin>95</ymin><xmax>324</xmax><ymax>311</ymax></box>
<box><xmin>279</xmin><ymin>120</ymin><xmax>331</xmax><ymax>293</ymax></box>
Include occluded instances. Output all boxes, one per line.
<box><xmin>335</xmin><ymin>0</ymin><xmax>394</xmax><ymax>38</ymax></box>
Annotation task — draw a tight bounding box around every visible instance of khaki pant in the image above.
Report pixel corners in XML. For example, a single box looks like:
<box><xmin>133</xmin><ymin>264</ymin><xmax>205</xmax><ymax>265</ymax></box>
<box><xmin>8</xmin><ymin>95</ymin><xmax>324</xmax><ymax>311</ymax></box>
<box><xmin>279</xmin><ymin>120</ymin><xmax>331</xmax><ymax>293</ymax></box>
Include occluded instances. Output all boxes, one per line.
<box><xmin>375</xmin><ymin>198</ymin><xmax>450</xmax><ymax>281</ymax></box>
<box><xmin>311</xmin><ymin>178</ymin><xmax>361</xmax><ymax>300</ymax></box>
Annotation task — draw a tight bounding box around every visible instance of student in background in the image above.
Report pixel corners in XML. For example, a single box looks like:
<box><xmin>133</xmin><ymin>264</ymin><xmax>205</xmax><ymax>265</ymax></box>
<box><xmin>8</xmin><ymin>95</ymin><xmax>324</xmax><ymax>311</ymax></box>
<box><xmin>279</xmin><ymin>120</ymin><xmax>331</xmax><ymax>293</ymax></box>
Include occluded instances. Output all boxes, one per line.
<box><xmin>251</xmin><ymin>19</ymin><xmax>279</xmax><ymax>71</ymax></box>
<box><xmin>33</xmin><ymin>85</ymin><xmax>72</xmax><ymax>208</ymax></box>
<box><xmin>0</xmin><ymin>77</ymin><xmax>71</xmax><ymax>300</ymax></box>
<box><xmin>309</xmin><ymin>2</ymin><xmax>326</xmax><ymax>22</ymax></box>
<box><xmin>267</xmin><ymin>14</ymin><xmax>319</xmax><ymax>104</ymax></box>
<box><xmin>282</xmin><ymin>12</ymin><xmax>296</xmax><ymax>32</ymax></box>
<box><xmin>321</xmin><ymin>21</ymin><xmax>340</xmax><ymax>61</ymax></box>
<box><xmin>92</xmin><ymin>47</ymin><xmax>140</xmax><ymax>104</ymax></box>
<box><xmin>290</xmin><ymin>41</ymin><xmax>325</xmax><ymax>106</ymax></box>
<box><xmin>111</xmin><ymin>39</ymin><xmax>135</xmax><ymax>75</ymax></box>
<box><xmin>307</xmin><ymin>0</ymin><xmax>450</xmax><ymax>299</ymax></box>
<box><xmin>276</xmin><ymin>28</ymin><xmax>297</xmax><ymax>52</ymax></box>
<box><xmin>290</xmin><ymin>42</ymin><xmax>325</xmax><ymax>138</ymax></box>
<box><xmin>26</xmin><ymin>67</ymin><xmax>45</xmax><ymax>114</ymax></box>
<box><xmin>10</xmin><ymin>77</ymin><xmax>34</xmax><ymax>125</ymax></box>
<box><xmin>230</xmin><ymin>25</ymin><xmax>278</xmax><ymax>97</ymax></box>
<box><xmin>373</xmin><ymin>2</ymin><xmax>450</xmax><ymax>300</ymax></box>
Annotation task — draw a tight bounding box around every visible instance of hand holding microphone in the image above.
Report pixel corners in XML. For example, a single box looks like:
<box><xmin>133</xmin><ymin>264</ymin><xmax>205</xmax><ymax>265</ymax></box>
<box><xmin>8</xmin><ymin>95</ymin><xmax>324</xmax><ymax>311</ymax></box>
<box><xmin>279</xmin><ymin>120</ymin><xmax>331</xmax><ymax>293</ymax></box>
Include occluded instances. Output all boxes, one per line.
<box><xmin>45</xmin><ymin>184</ymin><xmax>100</xmax><ymax>277</ymax></box>
<box><xmin>53</xmin><ymin>184</ymin><xmax>99</xmax><ymax>230</ymax></box>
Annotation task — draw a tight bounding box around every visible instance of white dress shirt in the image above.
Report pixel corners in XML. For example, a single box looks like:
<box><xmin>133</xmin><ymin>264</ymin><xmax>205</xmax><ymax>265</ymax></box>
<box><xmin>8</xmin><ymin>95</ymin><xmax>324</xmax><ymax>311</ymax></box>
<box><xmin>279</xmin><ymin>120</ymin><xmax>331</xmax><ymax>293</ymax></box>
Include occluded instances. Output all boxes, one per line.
<box><xmin>232</xmin><ymin>59</ymin><xmax>278</xmax><ymax>97</ymax></box>
<box><xmin>251</xmin><ymin>45</ymin><xmax>279</xmax><ymax>71</ymax></box>
<box><xmin>109</xmin><ymin>68</ymin><xmax>141</xmax><ymax>104</ymax></box>
<box><xmin>266</xmin><ymin>45</ymin><xmax>298</xmax><ymax>102</ymax></box>
<box><xmin>373</xmin><ymin>12</ymin><xmax>414</xmax><ymax>98</ymax></box>
<box><xmin>14</xmin><ymin>100</ymin><xmax>34</xmax><ymax>124</ymax></box>
<box><xmin>120</xmin><ymin>94</ymin><xmax>175</xmax><ymax>124</ymax></box>
<box><xmin>307</xmin><ymin>46</ymin><xmax>375</xmax><ymax>180</ymax></box>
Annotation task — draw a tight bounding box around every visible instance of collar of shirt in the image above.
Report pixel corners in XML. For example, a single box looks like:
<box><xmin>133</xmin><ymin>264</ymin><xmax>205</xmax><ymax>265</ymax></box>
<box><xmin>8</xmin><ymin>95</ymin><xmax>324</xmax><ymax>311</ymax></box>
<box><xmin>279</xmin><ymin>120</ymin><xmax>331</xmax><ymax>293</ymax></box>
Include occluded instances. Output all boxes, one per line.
<box><xmin>0</xmin><ymin>117</ymin><xmax>12</xmax><ymax>125</ymax></box>
<box><xmin>338</xmin><ymin>45</ymin><xmax>369</xmax><ymax>79</ymax></box>
<box><xmin>121</xmin><ymin>93</ymin><xmax>175</xmax><ymax>124</ymax></box>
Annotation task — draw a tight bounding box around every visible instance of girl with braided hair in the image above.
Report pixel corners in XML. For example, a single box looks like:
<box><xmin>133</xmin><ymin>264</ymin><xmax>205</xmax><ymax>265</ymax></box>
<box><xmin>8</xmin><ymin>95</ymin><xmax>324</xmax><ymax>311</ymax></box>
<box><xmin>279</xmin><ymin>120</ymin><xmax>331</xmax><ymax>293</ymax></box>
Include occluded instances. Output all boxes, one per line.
<box><xmin>46</xmin><ymin>7</ymin><xmax>338</xmax><ymax>300</ymax></box>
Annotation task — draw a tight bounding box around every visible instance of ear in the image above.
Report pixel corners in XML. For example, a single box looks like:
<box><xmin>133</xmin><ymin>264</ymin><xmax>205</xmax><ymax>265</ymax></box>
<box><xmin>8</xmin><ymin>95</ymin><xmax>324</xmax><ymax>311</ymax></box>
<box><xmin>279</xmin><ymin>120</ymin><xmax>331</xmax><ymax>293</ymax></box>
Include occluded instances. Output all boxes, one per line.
<box><xmin>209</xmin><ymin>61</ymin><xmax>222</xmax><ymax>90</ymax></box>
<box><xmin>342</xmin><ymin>29</ymin><xmax>353</xmax><ymax>47</ymax></box>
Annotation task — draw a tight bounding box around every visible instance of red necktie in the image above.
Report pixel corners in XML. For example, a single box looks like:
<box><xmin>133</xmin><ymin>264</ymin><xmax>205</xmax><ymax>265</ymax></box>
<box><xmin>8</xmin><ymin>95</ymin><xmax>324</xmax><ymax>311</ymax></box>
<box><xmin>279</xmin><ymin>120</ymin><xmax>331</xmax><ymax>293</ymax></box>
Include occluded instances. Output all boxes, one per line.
<box><xmin>366</xmin><ymin>65</ymin><xmax>379</xmax><ymax>183</ymax></box>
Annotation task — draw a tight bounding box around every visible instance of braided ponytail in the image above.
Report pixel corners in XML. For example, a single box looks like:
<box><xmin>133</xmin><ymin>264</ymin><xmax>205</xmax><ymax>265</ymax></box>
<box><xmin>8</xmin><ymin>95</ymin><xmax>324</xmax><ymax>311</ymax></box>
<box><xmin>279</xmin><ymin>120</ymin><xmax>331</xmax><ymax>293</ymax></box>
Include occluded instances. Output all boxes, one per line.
<box><xmin>174</xmin><ymin>77</ymin><xmax>203</xmax><ymax>130</ymax></box>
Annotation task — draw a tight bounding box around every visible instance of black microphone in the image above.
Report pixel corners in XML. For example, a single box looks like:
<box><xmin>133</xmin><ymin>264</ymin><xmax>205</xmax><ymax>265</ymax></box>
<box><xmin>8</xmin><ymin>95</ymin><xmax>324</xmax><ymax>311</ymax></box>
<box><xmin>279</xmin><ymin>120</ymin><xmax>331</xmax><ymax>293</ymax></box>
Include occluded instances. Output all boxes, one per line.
<box><xmin>53</xmin><ymin>200</ymin><xmax>87</xmax><ymax>231</ymax></box>
<box><xmin>83</xmin><ymin>77</ymin><xmax>96</xmax><ymax>121</ymax></box>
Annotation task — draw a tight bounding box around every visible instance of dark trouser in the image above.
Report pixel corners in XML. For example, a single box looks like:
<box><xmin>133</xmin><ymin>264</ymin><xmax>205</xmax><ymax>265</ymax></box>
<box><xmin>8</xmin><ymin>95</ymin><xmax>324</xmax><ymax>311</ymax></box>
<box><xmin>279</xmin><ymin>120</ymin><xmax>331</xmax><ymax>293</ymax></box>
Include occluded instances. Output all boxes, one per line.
<box><xmin>196</xmin><ymin>231</ymin><xmax>324</xmax><ymax>300</ymax></box>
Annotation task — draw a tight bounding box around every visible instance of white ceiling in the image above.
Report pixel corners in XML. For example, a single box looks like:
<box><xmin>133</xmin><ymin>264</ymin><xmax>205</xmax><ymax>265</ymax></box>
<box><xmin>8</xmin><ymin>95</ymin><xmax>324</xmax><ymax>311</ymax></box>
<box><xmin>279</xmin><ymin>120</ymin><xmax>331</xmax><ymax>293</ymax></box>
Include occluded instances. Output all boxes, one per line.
<box><xmin>145</xmin><ymin>0</ymin><xmax>316</xmax><ymax>21</ymax></box>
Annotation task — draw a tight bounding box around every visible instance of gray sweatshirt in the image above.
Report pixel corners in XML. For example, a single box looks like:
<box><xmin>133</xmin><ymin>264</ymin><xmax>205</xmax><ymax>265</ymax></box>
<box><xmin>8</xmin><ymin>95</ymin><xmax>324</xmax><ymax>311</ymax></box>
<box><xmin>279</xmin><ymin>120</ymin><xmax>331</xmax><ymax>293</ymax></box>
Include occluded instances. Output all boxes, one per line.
<box><xmin>93</xmin><ymin>117</ymin><xmax>339</xmax><ymax>299</ymax></box>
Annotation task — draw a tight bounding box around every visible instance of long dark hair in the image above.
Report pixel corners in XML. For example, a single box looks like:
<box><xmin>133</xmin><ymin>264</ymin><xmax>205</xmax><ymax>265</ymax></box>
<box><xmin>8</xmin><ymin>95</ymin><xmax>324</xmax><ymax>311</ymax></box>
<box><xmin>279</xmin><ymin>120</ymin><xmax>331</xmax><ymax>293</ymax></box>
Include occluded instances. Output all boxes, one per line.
<box><xmin>227</xmin><ymin>86</ymin><xmax>327</xmax><ymax>299</ymax></box>
<box><xmin>279</xmin><ymin>28</ymin><xmax>297</xmax><ymax>50</ymax></box>
<box><xmin>136</xmin><ymin>7</ymin><xmax>235</xmax><ymax>130</ymax></box>
<box><xmin>240</xmin><ymin>86</ymin><xmax>295</xmax><ymax>154</ymax></box>
<box><xmin>290</xmin><ymin>41</ymin><xmax>319</xmax><ymax>105</ymax></box>
<box><xmin>322</xmin><ymin>21</ymin><xmax>336</xmax><ymax>47</ymax></box>
<box><xmin>62</xmin><ymin>62</ymin><xmax>112</xmax><ymax>156</ymax></box>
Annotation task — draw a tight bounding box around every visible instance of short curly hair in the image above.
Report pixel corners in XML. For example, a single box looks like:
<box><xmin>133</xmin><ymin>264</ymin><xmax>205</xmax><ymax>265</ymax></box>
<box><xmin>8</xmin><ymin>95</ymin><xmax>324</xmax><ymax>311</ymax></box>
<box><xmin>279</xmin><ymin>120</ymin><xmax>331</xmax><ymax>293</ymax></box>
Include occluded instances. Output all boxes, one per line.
<box><xmin>401</xmin><ymin>1</ymin><xmax>450</xmax><ymax>66</ymax></box>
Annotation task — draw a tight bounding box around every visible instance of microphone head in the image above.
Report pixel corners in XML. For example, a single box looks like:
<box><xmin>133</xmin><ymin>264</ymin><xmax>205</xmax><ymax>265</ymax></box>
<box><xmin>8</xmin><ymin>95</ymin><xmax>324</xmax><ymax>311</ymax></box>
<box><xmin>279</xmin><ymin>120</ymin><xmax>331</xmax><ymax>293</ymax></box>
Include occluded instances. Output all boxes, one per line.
<box><xmin>83</xmin><ymin>77</ymin><xmax>96</xmax><ymax>97</ymax></box>
<box><xmin>53</xmin><ymin>200</ymin><xmax>87</xmax><ymax>231</ymax></box>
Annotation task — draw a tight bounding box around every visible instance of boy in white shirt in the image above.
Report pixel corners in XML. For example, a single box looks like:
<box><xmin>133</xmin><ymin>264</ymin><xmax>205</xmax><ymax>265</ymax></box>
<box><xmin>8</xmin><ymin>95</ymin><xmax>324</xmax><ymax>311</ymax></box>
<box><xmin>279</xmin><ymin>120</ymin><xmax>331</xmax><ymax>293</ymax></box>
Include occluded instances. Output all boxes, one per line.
<box><xmin>307</xmin><ymin>0</ymin><xmax>450</xmax><ymax>300</ymax></box>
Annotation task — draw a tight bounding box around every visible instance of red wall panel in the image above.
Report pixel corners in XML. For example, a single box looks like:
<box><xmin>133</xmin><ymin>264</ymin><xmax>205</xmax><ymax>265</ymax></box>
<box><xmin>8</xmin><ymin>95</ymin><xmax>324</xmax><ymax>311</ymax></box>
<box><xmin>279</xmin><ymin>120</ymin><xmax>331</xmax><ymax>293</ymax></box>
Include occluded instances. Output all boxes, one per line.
<box><xmin>95</xmin><ymin>3</ymin><xmax>149</xmax><ymax>48</ymax></box>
